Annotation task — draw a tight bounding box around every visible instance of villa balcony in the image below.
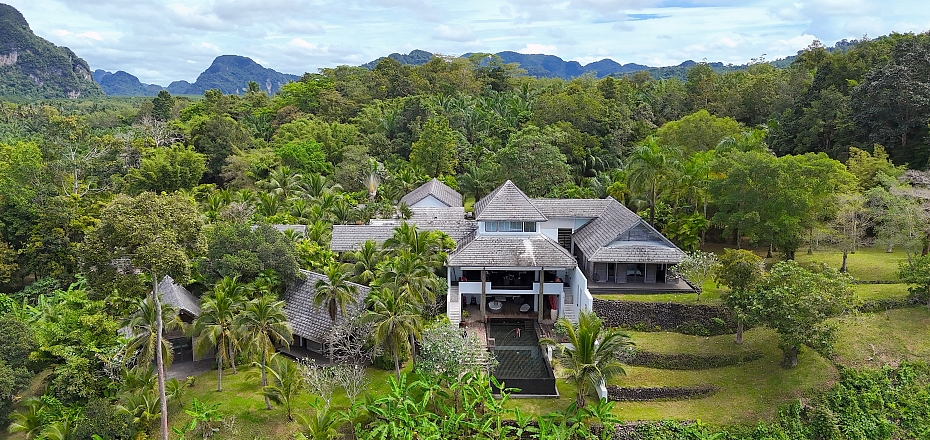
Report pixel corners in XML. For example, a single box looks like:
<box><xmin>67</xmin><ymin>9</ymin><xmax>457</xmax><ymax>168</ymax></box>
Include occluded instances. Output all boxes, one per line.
<box><xmin>457</xmin><ymin>281</ymin><xmax>564</xmax><ymax>296</ymax></box>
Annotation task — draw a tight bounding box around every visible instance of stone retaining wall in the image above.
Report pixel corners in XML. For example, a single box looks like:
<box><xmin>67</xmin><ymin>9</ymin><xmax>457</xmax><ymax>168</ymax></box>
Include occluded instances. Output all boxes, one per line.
<box><xmin>593</xmin><ymin>298</ymin><xmax>737</xmax><ymax>336</ymax></box>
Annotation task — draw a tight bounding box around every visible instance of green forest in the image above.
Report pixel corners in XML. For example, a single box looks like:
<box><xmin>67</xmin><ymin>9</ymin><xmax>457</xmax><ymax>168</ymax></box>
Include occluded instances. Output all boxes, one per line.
<box><xmin>3</xmin><ymin>30</ymin><xmax>930</xmax><ymax>439</ymax></box>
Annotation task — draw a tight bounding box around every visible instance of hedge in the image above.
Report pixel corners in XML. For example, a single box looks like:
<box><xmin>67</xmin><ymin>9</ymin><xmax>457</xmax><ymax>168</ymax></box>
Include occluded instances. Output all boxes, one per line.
<box><xmin>607</xmin><ymin>385</ymin><xmax>717</xmax><ymax>401</ymax></box>
<box><xmin>619</xmin><ymin>348</ymin><xmax>764</xmax><ymax>370</ymax></box>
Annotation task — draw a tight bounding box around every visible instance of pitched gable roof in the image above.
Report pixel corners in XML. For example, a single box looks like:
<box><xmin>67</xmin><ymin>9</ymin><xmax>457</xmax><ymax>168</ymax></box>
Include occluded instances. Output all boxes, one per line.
<box><xmin>400</xmin><ymin>178</ymin><xmax>462</xmax><ymax>208</ymax></box>
<box><xmin>158</xmin><ymin>275</ymin><xmax>200</xmax><ymax>318</ymax></box>
<box><xmin>531</xmin><ymin>198</ymin><xmax>612</xmax><ymax>219</ymax></box>
<box><xmin>573</xmin><ymin>198</ymin><xmax>686</xmax><ymax>264</ymax></box>
<box><xmin>448</xmin><ymin>235</ymin><xmax>577</xmax><ymax>268</ymax></box>
<box><xmin>282</xmin><ymin>270</ymin><xmax>369</xmax><ymax>344</ymax></box>
<box><xmin>474</xmin><ymin>180</ymin><xmax>548</xmax><ymax>222</ymax></box>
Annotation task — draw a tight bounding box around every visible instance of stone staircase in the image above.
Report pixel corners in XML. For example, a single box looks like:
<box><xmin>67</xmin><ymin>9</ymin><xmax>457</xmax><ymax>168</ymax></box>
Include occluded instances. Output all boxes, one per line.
<box><xmin>563</xmin><ymin>286</ymin><xmax>578</xmax><ymax>323</ymax></box>
<box><xmin>447</xmin><ymin>286</ymin><xmax>461</xmax><ymax>325</ymax></box>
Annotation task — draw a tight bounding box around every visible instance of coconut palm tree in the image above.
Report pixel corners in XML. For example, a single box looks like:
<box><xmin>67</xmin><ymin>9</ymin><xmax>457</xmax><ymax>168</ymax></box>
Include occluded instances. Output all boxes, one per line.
<box><xmin>363</xmin><ymin>287</ymin><xmax>423</xmax><ymax>381</ymax></box>
<box><xmin>261</xmin><ymin>353</ymin><xmax>303</xmax><ymax>422</ymax></box>
<box><xmin>350</xmin><ymin>240</ymin><xmax>383</xmax><ymax>285</ymax></box>
<box><xmin>626</xmin><ymin>136</ymin><xmax>679</xmax><ymax>224</ymax></box>
<box><xmin>239</xmin><ymin>295</ymin><xmax>293</xmax><ymax>410</ymax></box>
<box><xmin>313</xmin><ymin>262</ymin><xmax>358</xmax><ymax>362</ymax></box>
<box><xmin>122</xmin><ymin>296</ymin><xmax>183</xmax><ymax>368</ymax></box>
<box><xmin>193</xmin><ymin>276</ymin><xmax>245</xmax><ymax>391</ymax></box>
<box><xmin>540</xmin><ymin>310</ymin><xmax>633</xmax><ymax>407</ymax></box>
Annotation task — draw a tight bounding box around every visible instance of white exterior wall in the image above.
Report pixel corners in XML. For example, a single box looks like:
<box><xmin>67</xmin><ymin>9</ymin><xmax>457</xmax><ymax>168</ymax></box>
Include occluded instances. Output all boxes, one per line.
<box><xmin>411</xmin><ymin>195</ymin><xmax>449</xmax><ymax>208</ymax></box>
<box><xmin>573</xmin><ymin>266</ymin><xmax>593</xmax><ymax>313</ymax></box>
<box><xmin>538</xmin><ymin>218</ymin><xmax>577</xmax><ymax>241</ymax></box>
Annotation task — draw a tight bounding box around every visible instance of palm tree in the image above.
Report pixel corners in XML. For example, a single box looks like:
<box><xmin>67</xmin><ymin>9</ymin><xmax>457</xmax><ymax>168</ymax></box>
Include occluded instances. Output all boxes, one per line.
<box><xmin>377</xmin><ymin>249</ymin><xmax>442</xmax><ymax>307</ymax></box>
<box><xmin>122</xmin><ymin>296</ymin><xmax>183</xmax><ymax>369</ymax></box>
<box><xmin>363</xmin><ymin>288</ymin><xmax>423</xmax><ymax>381</ymax></box>
<box><xmin>262</xmin><ymin>166</ymin><xmax>304</xmax><ymax>200</ymax></box>
<box><xmin>626</xmin><ymin>136</ymin><xmax>679</xmax><ymax>224</ymax></box>
<box><xmin>313</xmin><ymin>262</ymin><xmax>359</xmax><ymax>362</ymax></box>
<box><xmin>193</xmin><ymin>276</ymin><xmax>245</xmax><ymax>391</ymax></box>
<box><xmin>239</xmin><ymin>295</ymin><xmax>293</xmax><ymax>410</ymax></box>
<box><xmin>540</xmin><ymin>310</ymin><xmax>633</xmax><ymax>407</ymax></box>
<box><xmin>384</xmin><ymin>223</ymin><xmax>454</xmax><ymax>270</ymax></box>
<box><xmin>350</xmin><ymin>240</ymin><xmax>383</xmax><ymax>285</ymax></box>
<box><xmin>261</xmin><ymin>353</ymin><xmax>303</xmax><ymax>422</ymax></box>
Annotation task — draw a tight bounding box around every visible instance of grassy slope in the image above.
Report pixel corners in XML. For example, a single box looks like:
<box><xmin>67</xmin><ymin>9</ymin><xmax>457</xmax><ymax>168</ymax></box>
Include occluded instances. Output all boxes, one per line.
<box><xmin>832</xmin><ymin>306</ymin><xmax>930</xmax><ymax>370</ymax></box>
<box><xmin>508</xmin><ymin>327</ymin><xmax>837</xmax><ymax>426</ymax></box>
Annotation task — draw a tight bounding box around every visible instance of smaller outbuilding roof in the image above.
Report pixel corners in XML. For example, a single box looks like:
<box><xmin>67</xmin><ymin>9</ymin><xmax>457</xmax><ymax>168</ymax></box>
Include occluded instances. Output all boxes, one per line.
<box><xmin>448</xmin><ymin>235</ymin><xmax>577</xmax><ymax>268</ymax></box>
<box><xmin>158</xmin><ymin>275</ymin><xmax>200</xmax><ymax>318</ymax></box>
<box><xmin>282</xmin><ymin>270</ymin><xmax>370</xmax><ymax>344</ymax></box>
<box><xmin>331</xmin><ymin>221</ymin><xmax>477</xmax><ymax>251</ymax></box>
<box><xmin>400</xmin><ymin>178</ymin><xmax>463</xmax><ymax>208</ymax></box>
<box><xmin>474</xmin><ymin>180</ymin><xmax>548</xmax><ymax>222</ymax></box>
<box><xmin>408</xmin><ymin>207</ymin><xmax>466</xmax><ymax>221</ymax></box>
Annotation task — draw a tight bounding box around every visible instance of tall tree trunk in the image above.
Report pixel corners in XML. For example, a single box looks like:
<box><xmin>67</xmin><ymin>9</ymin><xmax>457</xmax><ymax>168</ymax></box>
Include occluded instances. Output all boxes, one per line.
<box><xmin>409</xmin><ymin>334</ymin><xmax>417</xmax><ymax>370</ymax></box>
<box><xmin>217</xmin><ymin>348</ymin><xmax>224</xmax><ymax>392</ymax></box>
<box><xmin>228</xmin><ymin>344</ymin><xmax>237</xmax><ymax>374</ymax></box>
<box><xmin>393</xmin><ymin>351</ymin><xmax>401</xmax><ymax>382</ymax></box>
<box><xmin>153</xmin><ymin>276</ymin><xmax>169</xmax><ymax>440</ymax></box>
<box><xmin>841</xmin><ymin>249</ymin><xmax>849</xmax><ymax>273</ymax></box>
<box><xmin>735</xmin><ymin>320</ymin><xmax>744</xmax><ymax>344</ymax></box>
<box><xmin>261</xmin><ymin>352</ymin><xmax>271</xmax><ymax>410</ymax></box>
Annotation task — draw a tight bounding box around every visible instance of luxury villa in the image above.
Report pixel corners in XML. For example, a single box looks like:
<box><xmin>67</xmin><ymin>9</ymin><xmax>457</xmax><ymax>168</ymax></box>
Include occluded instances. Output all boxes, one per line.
<box><xmin>158</xmin><ymin>178</ymin><xmax>692</xmax><ymax>395</ymax></box>
<box><xmin>330</xmin><ymin>178</ymin><xmax>693</xmax><ymax>327</ymax></box>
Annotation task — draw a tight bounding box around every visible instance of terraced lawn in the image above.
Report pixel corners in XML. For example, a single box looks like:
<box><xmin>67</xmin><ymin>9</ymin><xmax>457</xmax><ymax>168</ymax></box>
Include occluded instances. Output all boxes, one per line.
<box><xmin>509</xmin><ymin>327</ymin><xmax>838</xmax><ymax>426</ymax></box>
<box><xmin>832</xmin><ymin>306</ymin><xmax>930</xmax><ymax>370</ymax></box>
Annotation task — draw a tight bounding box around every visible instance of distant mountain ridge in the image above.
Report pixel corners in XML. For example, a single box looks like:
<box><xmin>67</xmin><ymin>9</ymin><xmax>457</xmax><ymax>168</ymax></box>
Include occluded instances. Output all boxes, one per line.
<box><xmin>93</xmin><ymin>70</ymin><xmax>163</xmax><ymax>96</ymax></box>
<box><xmin>93</xmin><ymin>55</ymin><xmax>300</xmax><ymax>96</ymax></box>
<box><xmin>177</xmin><ymin>55</ymin><xmax>299</xmax><ymax>95</ymax></box>
<box><xmin>0</xmin><ymin>2</ymin><xmax>102</xmax><ymax>99</ymax></box>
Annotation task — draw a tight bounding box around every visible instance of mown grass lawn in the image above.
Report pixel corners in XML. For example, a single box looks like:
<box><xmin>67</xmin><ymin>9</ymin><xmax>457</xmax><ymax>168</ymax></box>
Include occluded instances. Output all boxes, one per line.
<box><xmin>790</xmin><ymin>247</ymin><xmax>908</xmax><ymax>281</ymax></box>
<box><xmin>832</xmin><ymin>306</ymin><xmax>930</xmax><ymax>370</ymax></box>
<box><xmin>507</xmin><ymin>327</ymin><xmax>838</xmax><ymax>427</ymax></box>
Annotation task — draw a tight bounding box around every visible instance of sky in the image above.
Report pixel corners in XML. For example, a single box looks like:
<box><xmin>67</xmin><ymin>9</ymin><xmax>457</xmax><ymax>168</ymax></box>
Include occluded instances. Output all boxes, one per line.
<box><xmin>5</xmin><ymin>0</ymin><xmax>930</xmax><ymax>86</ymax></box>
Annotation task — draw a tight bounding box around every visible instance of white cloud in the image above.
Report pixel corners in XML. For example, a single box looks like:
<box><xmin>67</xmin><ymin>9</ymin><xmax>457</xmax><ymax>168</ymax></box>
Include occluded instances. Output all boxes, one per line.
<box><xmin>76</xmin><ymin>31</ymin><xmax>103</xmax><ymax>40</ymax></box>
<box><xmin>433</xmin><ymin>24</ymin><xmax>478</xmax><ymax>42</ymax></box>
<box><xmin>519</xmin><ymin>43</ymin><xmax>558</xmax><ymax>54</ymax></box>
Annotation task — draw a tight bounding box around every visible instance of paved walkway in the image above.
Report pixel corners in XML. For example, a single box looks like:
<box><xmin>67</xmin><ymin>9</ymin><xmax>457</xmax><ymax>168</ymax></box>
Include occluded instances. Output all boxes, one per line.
<box><xmin>166</xmin><ymin>360</ymin><xmax>213</xmax><ymax>380</ymax></box>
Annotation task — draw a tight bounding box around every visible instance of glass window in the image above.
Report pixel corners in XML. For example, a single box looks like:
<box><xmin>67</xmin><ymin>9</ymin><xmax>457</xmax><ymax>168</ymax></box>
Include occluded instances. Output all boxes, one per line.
<box><xmin>511</xmin><ymin>221</ymin><xmax>523</xmax><ymax>231</ymax></box>
<box><xmin>486</xmin><ymin>221</ymin><xmax>497</xmax><ymax>232</ymax></box>
<box><xmin>524</xmin><ymin>222</ymin><xmax>537</xmax><ymax>232</ymax></box>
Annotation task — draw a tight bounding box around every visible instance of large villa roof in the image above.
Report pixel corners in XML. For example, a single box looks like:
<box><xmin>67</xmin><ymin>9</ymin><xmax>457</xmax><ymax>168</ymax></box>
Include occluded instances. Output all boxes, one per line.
<box><xmin>400</xmin><ymin>178</ymin><xmax>462</xmax><ymax>208</ymax></box>
<box><xmin>447</xmin><ymin>235</ymin><xmax>577</xmax><ymax>268</ymax></box>
<box><xmin>573</xmin><ymin>199</ymin><xmax>685</xmax><ymax>264</ymax></box>
<box><xmin>474</xmin><ymin>180</ymin><xmax>548</xmax><ymax>222</ymax></box>
<box><xmin>530</xmin><ymin>198</ymin><xmax>612</xmax><ymax>219</ymax></box>
<box><xmin>282</xmin><ymin>270</ymin><xmax>369</xmax><ymax>344</ymax></box>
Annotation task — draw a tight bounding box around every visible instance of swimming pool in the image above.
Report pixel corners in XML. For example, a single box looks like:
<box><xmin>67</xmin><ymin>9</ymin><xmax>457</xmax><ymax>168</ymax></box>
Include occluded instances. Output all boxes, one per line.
<box><xmin>487</xmin><ymin>320</ymin><xmax>557</xmax><ymax>395</ymax></box>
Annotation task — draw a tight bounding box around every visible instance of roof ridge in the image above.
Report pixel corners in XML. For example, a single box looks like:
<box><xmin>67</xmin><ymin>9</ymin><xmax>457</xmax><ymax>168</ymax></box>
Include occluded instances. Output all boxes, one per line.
<box><xmin>474</xmin><ymin>180</ymin><xmax>548</xmax><ymax>222</ymax></box>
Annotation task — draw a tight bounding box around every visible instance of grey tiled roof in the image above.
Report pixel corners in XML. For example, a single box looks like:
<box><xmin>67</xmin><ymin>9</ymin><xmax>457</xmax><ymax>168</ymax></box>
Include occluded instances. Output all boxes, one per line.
<box><xmin>400</xmin><ymin>179</ymin><xmax>463</xmax><ymax>208</ymax></box>
<box><xmin>573</xmin><ymin>198</ymin><xmax>685</xmax><ymax>264</ymax></box>
<box><xmin>282</xmin><ymin>270</ymin><xmax>369</xmax><ymax>344</ymax></box>
<box><xmin>447</xmin><ymin>235</ymin><xmax>577</xmax><ymax>268</ymax></box>
<box><xmin>331</xmin><ymin>221</ymin><xmax>478</xmax><ymax>251</ymax></box>
<box><xmin>587</xmin><ymin>241</ymin><xmax>686</xmax><ymax>263</ymax></box>
<box><xmin>474</xmin><ymin>180</ymin><xmax>548</xmax><ymax>222</ymax></box>
<box><xmin>531</xmin><ymin>198</ymin><xmax>612</xmax><ymax>218</ymax></box>
<box><xmin>409</xmin><ymin>207</ymin><xmax>466</xmax><ymax>221</ymax></box>
<box><xmin>157</xmin><ymin>275</ymin><xmax>200</xmax><ymax>318</ymax></box>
